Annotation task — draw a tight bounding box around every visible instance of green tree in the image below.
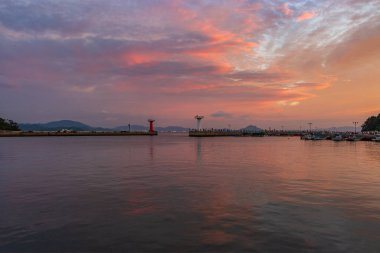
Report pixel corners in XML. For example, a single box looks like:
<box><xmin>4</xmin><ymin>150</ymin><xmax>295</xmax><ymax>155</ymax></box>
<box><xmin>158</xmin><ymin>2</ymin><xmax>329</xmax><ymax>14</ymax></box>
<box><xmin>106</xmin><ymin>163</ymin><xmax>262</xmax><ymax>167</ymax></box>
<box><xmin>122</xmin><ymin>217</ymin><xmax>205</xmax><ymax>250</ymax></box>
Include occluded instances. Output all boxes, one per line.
<box><xmin>0</xmin><ymin>117</ymin><xmax>20</xmax><ymax>131</ymax></box>
<box><xmin>361</xmin><ymin>114</ymin><xmax>380</xmax><ymax>131</ymax></box>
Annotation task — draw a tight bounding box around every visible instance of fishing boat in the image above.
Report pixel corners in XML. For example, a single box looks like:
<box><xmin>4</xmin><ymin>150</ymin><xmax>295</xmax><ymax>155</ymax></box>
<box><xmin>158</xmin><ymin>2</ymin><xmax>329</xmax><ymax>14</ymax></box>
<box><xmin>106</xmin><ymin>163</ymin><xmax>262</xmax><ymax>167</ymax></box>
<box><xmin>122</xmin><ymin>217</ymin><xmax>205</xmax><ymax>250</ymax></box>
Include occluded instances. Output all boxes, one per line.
<box><xmin>332</xmin><ymin>134</ymin><xmax>343</xmax><ymax>141</ymax></box>
<box><xmin>346</xmin><ymin>135</ymin><xmax>361</xmax><ymax>141</ymax></box>
<box><xmin>313</xmin><ymin>135</ymin><xmax>325</xmax><ymax>140</ymax></box>
<box><xmin>301</xmin><ymin>134</ymin><xmax>325</xmax><ymax>140</ymax></box>
<box><xmin>302</xmin><ymin>134</ymin><xmax>314</xmax><ymax>140</ymax></box>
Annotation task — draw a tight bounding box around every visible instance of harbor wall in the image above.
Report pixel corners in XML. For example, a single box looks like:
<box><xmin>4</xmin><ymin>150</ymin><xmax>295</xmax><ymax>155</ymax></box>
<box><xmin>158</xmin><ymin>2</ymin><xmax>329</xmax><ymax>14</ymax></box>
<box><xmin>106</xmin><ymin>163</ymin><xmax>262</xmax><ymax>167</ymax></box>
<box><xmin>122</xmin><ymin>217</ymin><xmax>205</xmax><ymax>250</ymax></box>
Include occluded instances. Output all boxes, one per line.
<box><xmin>0</xmin><ymin>131</ymin><xmax>157</xmax><ymax>137</ymax></box>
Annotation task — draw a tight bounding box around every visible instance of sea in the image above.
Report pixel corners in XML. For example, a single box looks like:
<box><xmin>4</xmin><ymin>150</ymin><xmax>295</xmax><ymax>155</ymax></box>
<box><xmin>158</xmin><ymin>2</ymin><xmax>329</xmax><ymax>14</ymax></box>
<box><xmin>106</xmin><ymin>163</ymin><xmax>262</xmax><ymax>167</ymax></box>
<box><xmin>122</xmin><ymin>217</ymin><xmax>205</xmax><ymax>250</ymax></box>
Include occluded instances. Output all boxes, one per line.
<box><xmin>1</xmin><ymin>134</ymin><xmax>380</xmax><ymax>252</ymax></box>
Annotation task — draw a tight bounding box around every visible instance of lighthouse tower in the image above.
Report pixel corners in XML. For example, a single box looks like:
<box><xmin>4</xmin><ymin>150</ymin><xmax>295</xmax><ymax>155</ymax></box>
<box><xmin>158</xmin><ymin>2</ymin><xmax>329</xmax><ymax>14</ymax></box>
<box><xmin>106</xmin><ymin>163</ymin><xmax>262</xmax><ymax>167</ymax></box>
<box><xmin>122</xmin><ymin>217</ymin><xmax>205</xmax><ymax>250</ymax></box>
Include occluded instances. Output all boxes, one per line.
<box><xmin>148</xmin><ymin>119</ymin><xmax>155</xmax><ymax>134</ymax></box>
<box><xmin>194</xmin><ymin>115</ymin><xmax>204</xmax><ymax>131</ymax></box>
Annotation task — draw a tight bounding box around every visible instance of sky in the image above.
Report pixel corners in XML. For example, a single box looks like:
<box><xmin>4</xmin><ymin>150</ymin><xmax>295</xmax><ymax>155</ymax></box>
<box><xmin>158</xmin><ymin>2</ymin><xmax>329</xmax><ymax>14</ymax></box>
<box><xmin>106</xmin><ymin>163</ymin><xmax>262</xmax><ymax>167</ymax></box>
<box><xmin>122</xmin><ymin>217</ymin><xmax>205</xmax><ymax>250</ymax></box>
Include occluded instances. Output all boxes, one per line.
<box><xmin>0</xmin><ymin>0</ymin><xmax>379</xmax><ymax>129</ymax></box>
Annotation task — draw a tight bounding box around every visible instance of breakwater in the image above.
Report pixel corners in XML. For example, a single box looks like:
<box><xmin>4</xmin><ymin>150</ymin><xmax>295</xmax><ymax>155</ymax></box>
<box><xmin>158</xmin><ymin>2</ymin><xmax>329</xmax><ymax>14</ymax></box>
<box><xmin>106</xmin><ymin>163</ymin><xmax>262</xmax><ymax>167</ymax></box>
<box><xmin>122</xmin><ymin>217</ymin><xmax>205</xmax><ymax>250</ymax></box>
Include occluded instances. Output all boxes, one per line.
<box><xmin>189</xmin><ymin>129</ymin><xmax>264</xmax><ymax>137</ymax></box>
<box><xmin>0</xmin><ymin>131</ymin><xmax>157</xmax><ymax>137</ymax></box>
<box><xmin>188</xmin><ymin>129</ymin><xmax>380</xmax><ymax>142</ymax></box>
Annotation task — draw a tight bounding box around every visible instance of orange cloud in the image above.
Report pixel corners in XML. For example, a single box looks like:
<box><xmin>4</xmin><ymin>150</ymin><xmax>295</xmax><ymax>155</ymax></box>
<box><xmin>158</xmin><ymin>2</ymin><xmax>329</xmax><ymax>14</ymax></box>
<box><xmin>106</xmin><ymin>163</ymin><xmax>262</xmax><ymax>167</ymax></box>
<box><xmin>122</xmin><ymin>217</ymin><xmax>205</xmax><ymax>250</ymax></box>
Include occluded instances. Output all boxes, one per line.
<box><xmin>296</xmin><ymin>11</ymin><xmax>316</xmax><ymax>22</ymax></box>
<box><xmin>181</xmin><ymin>20</ymin><xmax>257</xmax><ymax>73</ymax></box>
<box><xmin>122</xmin><ymin>51</ymin><xmax>168</xmax><ymax>65</ymax></box>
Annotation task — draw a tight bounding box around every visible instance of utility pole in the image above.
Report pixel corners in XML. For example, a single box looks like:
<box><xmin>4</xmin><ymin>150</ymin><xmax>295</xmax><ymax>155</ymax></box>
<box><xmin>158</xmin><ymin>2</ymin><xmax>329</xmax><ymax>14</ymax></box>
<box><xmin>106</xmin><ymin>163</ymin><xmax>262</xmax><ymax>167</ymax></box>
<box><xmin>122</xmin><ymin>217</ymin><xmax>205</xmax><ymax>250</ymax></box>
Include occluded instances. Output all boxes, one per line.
<box><xmin>308</xmin><ymin>122</ymin><xmax>312</xmax><ymax>133</ymax></box>
<box><xmin>353</xmin><ymin>121</ymin><xmax>358</xmax><ymax>134</ymax></box>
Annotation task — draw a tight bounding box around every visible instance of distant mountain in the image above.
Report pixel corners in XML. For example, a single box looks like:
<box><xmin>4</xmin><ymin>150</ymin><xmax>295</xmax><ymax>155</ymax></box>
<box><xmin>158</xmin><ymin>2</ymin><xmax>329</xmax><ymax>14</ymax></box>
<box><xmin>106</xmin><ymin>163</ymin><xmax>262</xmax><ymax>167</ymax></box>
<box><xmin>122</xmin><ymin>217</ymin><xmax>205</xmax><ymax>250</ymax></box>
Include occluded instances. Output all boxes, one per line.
<box><xmin>240</xmin><ymin>125</ymin><xmax>263</xmax><ymax>133</ymax></box>
<box><xmin>19</xmin><ymin>120</ymin><xmax>99</xmax><ymax>131</ymax></box>
<box><xmin>323</xmin><ymin>126</ymin><xmax>361</xmax><ymax>132</ymax></box>
<box><xmin>156</xmin><ymin>126</ymin><xmax>188</xmax><ymax>132</ymax></box>
<box><xmin>114</xmin><ymin>125</ymin><xmax>188</xmax><ymax>132</ymax></box>
<box><xmin>19</xmin><ymin>120</ymin><xmax>188</xmax><ymax>132</ymax></box>
<box><xmin>113</xmin><ymin>125</ymin><xmax>148</xmax><ymax>131</ymax></box>
<box><xmin>19</xmin><ymin>120</ymin><xmax>265</xmax><ymax>133</ymax></box>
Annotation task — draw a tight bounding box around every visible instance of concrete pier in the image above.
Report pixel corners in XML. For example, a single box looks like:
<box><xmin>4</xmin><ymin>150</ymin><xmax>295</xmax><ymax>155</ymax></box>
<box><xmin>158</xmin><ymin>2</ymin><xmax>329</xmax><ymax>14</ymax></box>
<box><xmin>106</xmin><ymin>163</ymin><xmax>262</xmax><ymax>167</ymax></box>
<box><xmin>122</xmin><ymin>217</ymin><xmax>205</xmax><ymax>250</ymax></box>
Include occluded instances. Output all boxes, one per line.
<box><xmin>189</xmin><ymin>130</ymin><xmax>264</xmax><ymax>137</ymax></box>
<box><xmin>0</xmin><ymin>131</ymin><xmax>158</xmax><ymax>137</ymax></box>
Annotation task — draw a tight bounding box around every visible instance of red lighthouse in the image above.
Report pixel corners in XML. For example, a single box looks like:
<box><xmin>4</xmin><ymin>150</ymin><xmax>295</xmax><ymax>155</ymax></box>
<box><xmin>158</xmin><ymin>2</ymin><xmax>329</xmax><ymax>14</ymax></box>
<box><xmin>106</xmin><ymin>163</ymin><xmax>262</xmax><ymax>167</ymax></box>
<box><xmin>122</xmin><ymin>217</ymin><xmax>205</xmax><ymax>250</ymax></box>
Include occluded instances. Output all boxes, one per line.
<box><xmin>148</xmin><ymin>119</ymin><xmax>155</xmax><ymax>134</ymax></box>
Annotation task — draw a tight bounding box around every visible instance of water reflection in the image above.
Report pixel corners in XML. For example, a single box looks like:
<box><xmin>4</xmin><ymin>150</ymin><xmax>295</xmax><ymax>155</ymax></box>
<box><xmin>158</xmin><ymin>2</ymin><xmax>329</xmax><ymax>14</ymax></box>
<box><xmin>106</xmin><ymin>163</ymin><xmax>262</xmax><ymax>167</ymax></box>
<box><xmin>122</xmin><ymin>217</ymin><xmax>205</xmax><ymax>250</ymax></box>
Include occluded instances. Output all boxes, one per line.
<box><xmin>196</xmin><ymin>137</ymin><xmax>202</xmax><ymax>164</ymax></box>
<box><xmin>149</xmin><ymin>136</ymin><xmax>155</xmax><ymax>160</ymax></box>
<box><xmin>0</xmin><ymin>136</ymin><xmax>380</xmax><ymax>252</ymax></box>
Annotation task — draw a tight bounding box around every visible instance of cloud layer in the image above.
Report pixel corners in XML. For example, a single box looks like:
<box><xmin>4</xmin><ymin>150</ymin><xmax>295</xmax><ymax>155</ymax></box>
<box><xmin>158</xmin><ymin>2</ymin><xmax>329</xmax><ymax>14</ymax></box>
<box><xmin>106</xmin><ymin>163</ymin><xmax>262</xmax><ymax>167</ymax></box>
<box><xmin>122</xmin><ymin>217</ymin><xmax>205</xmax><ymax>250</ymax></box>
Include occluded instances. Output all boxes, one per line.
<box><xmin>0</xmin><ymin>0</ymin><xmax>379</xmax><ymax>128</ymax></box>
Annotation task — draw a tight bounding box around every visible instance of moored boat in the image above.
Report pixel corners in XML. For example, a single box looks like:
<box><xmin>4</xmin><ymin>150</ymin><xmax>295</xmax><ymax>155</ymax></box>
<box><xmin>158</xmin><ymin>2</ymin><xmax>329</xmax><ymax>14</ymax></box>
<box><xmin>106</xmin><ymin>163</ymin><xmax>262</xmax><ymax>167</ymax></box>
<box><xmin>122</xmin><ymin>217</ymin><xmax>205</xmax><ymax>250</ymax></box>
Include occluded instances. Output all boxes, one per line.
<box><xmin>301</xmin><ymin>134</ymin><xmax>325</xmax><ymax>140</ymax></box>
<box><xmin>301</xmin><ymin>134</ymin><xmax>314</xmax><ymax>140</ymax></box>
<box><xmin>332</xmin><ymin>134</ymin><xmax>343</xmax><ymax>141</ymax></box>
<box><xmin>346</xmin><ymin>135</ymin><xmax>361</xmax><ymax>141</ymax></box>
<box><xmin>313</xmin><ymin>135</ymin><xmax>325</xmax><ymax>140</ymax></box>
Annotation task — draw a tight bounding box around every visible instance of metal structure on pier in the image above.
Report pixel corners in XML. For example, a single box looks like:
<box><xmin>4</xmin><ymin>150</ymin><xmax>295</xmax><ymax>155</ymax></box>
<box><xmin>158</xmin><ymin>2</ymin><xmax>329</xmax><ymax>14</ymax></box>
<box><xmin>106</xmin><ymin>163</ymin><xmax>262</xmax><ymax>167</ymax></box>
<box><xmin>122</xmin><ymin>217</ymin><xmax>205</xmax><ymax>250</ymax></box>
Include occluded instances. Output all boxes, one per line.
<box><xmin>194</xmin><ymin>115</ymin><xmax>204</xmax><ymax>131</ymax></box>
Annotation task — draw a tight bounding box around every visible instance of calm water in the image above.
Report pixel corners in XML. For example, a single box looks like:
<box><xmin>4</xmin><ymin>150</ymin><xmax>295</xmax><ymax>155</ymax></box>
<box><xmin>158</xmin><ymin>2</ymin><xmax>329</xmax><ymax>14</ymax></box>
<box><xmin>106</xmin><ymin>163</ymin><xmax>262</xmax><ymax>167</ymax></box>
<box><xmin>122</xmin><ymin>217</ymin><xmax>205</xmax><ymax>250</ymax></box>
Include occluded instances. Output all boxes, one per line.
<box><xmin>1</xmin><ymin>134</ymin><xmax>380</xmax><ymax>252</ymax></box>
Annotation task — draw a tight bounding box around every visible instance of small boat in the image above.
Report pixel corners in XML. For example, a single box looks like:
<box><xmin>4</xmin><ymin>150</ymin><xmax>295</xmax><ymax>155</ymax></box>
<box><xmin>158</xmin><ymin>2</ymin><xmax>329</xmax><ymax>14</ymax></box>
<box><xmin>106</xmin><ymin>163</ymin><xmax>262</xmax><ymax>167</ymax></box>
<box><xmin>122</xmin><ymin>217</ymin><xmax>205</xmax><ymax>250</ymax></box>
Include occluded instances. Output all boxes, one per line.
<box><xmin>302</xmin><ymin>134</ymin><xmax>314</xmax><ymax>140</ymax></box>
<box><xmin>346</xmin><ymin>135</ymin><xmax>361</xmax><ymax>141</ymax></box>
<box><xmin>332</xmin><ymin>134</ymin><xmax>343</xmax><ymax>141</ymax></box>
<box><xmin>373</xmin><ymin>135</ymin><xmax>380</xmax><ymax>142</ymax></box>
<box><xmin>313</xmin><ymin>135</ymin><xmax>325</xmax><ymax>140</ymax></box>
<box><xmin>301</xmin><ymin>134</ymin><xmax>325</xmax><ymax>140</ymax></box>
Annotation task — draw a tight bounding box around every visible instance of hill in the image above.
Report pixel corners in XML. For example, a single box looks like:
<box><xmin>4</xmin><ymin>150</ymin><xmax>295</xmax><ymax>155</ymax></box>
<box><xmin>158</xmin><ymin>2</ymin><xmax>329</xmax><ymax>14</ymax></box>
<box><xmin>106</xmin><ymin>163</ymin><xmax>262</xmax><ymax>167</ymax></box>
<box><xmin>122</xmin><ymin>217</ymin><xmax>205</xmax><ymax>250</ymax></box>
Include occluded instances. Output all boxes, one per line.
<box><xmin>323</xmin><ymin>126</ymin><xmax>360</xmax><ymax>132</ymax></box>
<box><xmin>19</xmin><ymin>120</ymin><xmax>188</xmax><ymax>132</ymax></box>
<box><xmin>362</xmin><ymin>113</ymin><xmax>380</xmax><ymax>131</ymax></box>
<box><xmin>0</xmin><ymin>117</ymin><xmax>20</xmax><ymax>131</ymax></box>
<box><xmin>240</xmin><ymin>125</ymin><xmax>263</xmax><ymax>133</ymax></box>
<box><xmin>20</xmin><ymin>120</ymin><xmax>106</xmax><ymax>131</ymax></box>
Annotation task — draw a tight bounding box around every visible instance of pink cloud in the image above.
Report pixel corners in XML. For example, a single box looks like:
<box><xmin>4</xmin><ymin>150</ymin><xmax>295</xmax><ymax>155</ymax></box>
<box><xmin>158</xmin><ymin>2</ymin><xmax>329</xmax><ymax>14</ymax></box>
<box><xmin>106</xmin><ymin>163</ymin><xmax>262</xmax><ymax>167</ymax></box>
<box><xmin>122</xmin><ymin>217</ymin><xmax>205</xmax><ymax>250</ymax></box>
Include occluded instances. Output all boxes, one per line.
<box><xmin>296</xmin><ymin>11</ymin><xmax>316</xmax><ymax>22</ymax></box>
<box><xmin>280</xmin><ymin>3</ymin><xmax>293</xmax><ymax>17</ymax></box>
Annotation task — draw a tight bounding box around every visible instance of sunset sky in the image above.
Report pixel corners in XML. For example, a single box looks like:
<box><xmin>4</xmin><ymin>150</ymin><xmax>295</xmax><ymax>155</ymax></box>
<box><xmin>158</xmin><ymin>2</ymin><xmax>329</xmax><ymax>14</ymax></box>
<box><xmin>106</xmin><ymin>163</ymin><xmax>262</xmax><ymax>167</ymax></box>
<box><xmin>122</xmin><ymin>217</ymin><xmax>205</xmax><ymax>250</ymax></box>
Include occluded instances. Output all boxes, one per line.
<box><xmin>0</xmin><ymin>0</ymin><xmax>379</xmax><ymax>129</ymax></box>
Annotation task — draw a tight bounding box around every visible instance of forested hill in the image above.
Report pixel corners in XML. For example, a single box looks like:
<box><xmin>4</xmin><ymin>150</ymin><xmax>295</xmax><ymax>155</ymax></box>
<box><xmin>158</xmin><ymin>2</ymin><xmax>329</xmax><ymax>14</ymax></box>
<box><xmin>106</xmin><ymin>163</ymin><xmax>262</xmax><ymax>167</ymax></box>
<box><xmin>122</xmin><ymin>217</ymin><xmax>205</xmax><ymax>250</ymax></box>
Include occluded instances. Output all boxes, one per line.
<box><xmin>0</xmin><ymin>117</ymin><xmax>20</xmax><ymax>131</ymax></box>
<box><xmin>362</xmin><ymin>114</ymin><xmax>380</xmax><ymax>131</ymax></box>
